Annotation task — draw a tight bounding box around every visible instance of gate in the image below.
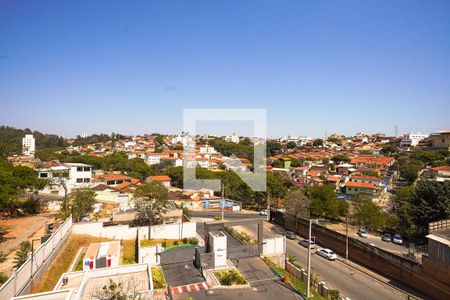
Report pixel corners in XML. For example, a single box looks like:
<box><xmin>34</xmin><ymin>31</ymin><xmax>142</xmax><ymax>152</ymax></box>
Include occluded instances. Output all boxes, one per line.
<box><xmin>160</xmin><ymin>245</ymin><xmax>196</xmax><ymax>265</ymax></box>
<box><xmin>227</xmin><ymin>244</ymin><xmax>259</xmax><ymax>261</ymax></box>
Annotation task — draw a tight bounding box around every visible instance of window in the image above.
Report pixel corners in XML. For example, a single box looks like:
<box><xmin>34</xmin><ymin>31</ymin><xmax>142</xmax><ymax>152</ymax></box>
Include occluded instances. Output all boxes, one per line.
<box><xmin>84</xmin><ymin>178</ymin><xmax>90</xmax><ymax>183</ymax></box>
<box><xmin>76</xmin><ymin>178</ymin><xmax>83</xmax><ymax>183</ymax></box>
<box><xmin>84</xmin><ymin>167</ymin><xmax>91</xmax><ymax>172</ymax></box>
<box><xmin>77</xmin><ymin>167</ymin><xmax>83</xmax><ymax>172</ymax></box>
<box><xmin>40</xmin><ymin>173</ymin><xmax>48</xmax><ymax>178</ymax></box>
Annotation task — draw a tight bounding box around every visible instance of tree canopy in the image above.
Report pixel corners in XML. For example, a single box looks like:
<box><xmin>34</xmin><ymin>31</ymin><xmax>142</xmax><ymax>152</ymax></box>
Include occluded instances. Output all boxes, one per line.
<box><xmin>391</xmin><ymin>180</ymin><xmax>450</xmax><ymax>241</ymax></box>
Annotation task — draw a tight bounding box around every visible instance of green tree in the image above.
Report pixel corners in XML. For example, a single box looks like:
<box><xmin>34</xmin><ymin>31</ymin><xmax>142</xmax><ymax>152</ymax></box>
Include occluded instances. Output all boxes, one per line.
<box><xmin>380</xmin><ymin>143</ymin><xmax>398</xmax><ymax>156</ymax></box>
<box><xmin>286</xmin><ymin>141</ymin><xmax>297</xmax><ymax>149</ymax></box>
<box><xmin>134</xmin><ymin>182</ymin><xmax>170</xmax><ymax>238</ymax></box>
<box><xmin>391</xmin><ymin>181</ymin><xmax>450</xmax><ymax>241</ymax></box>
<box><xmin>66</xmin><ymin>189</ymin><xmax>96</xmax><ymax>222</ymax></box>
<box><xmin>351</xmin><ymin>194</ymin><xmax>387</xmax><ymax>230</ymax></box>
<box><xmin>284</xmin><ymin>189</ymin><xmax>311</xmax><ymax>220</ymax></box>
<box><xmin>307</xmin><ymin>185</ymin><xmax>348</xmax><ymax>219</ymax></box>
<box><xmin>398</xmin><ymin>158</ymin><xmax>424</xmax><ymax>183</ymax></box>
<box><xmin>14</xmin><ymin>241</ymin><xmax>31</xmax><ymax>269</ymax></box>
<box><xmin>331</xmin><ymin>154</ymin><xmax>350</xmax><ymax>164</ymax></box>
<box><xmin>313</xmin><ymin>139</ymin><xmax>323</xmax><ymax>147</ymax></box>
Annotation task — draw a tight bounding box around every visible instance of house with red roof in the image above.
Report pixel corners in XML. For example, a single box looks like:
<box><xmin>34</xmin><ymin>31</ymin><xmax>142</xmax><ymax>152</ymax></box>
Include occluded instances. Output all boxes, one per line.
<box><xmin>147</xmin><ymin>175</ymin><xmax>172</xmax><ymax>187</ymax></box>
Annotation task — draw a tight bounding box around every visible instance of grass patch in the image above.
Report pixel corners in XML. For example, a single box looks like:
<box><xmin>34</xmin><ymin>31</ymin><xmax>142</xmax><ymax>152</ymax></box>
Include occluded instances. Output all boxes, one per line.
<box><xmin>32</xmin><ymin>234</ymin><xmax>112</xmax><ymax>293</ymax></box>
<box><xmin>151</xmin><ymin>267</ymin><xmax>166</xmax><ymax>289</ymax></box>
<box><xmin>74</xmin><ymin>249</ymin><xmax>86</xmax><ymax>272</ymax></box>
<box><xmin>140</xmin><ymin>237</ymin><xmax>198</xmax><ymax>248</ymax></box>
<box><xmin>214</xmin><ymin>269</ymin><xmax>247</xmax><ymax>286</ymax></box>
<box><xmin>121</xmin><ymin>239</ymin><xmax>136</xmax><ymax>265</ymax></box>
<box><xmin>263</xmin><ymin>258</ymin><xmax>326</xmax><ymax>300</ymax></box>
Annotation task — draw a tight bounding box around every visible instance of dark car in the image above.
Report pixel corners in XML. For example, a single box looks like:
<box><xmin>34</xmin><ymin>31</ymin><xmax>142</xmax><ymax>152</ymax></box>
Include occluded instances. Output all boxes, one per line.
<box><xmin>285</xmin><ymin>231</ymin><xmax>296</xmax><ymax>240</ymax></box>
<box><xmin>382</xmin><ymin>233</ymin><xmax>392</xmax><ymax>242</ymax></box>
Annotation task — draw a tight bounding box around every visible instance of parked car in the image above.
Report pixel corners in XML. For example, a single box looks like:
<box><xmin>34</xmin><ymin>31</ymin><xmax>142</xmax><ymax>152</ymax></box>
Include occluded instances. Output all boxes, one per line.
<box><xmin>382</xmin><ymin>233</ymin><xmax>392</xmax><ymax>242</ymax></box>
<box><xmin>285</xmin><ymin>231</ymin><xmax>296</xmax><ymax>240</ymax></box>
<box><xmin>299</xmin><ymin>239</ymin><xmax>316</xmax><ymax>248</ymax></box>
<box><xmin>259</xmin><ymin>210</ymin><xmax>268</xmax><ymax>216</ymax></box>
<box><xmin>357</xmin><ymin>229</ymin><xmax>367</xmax><ymax>238</ymax></box>
<box><xmin>393</xmin><ymin>233</ymin><xmax>403</xmax><ymax>245</ymax></box>
<box><xmin>316</xmin><ymin>248</ymin><xmax>337</xmax><ymax>261</ymax></box>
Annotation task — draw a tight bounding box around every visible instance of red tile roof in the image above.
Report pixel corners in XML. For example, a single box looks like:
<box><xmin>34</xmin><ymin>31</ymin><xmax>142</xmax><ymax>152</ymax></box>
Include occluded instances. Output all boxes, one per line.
<box><xmin>149</xmin><ymin>175</ymin><xmax>172</xmax><ymax>181</ymax></box>
<box><xmin>345</xmin><ymin>181</ymin><xmax>378</xmax><ymax>189</ymax></box>
<box><xmin>432</xmin><ymin>166</ymin><xmax>450</xmax><ymax>172</ymax></box>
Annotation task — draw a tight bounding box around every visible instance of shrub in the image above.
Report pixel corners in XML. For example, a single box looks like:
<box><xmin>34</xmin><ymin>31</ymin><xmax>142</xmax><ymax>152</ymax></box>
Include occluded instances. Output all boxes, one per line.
<box><xmin>0</xmin><ymin>251</ymin><xmax>6</xmax><ymax>263</ymax></box>
<box><xmin>213</xmin><ymin>215</ymin><xmax>222</xmax><ymax>221</ymax></box>
<box><xmin>329</xmin><ymin>289</ymin><xmax>340</xmax><ymax>300</ymax></box>
<box><xmin>0</xmin><ymin>272</ymin><xmax>8</xmax><ymax>285</ymax></box>
<box><xmin>173</xmin><ymin>240</ymin><xmax>179</xmax><ymax>246</ymax></box>
<box><xmin>215</xmin><ymin>269</ymin><xmax>247</xmax><ymax>286</ymax></box>
<box><xmin>161</xmin><ymin>239</ymin><xmax>168</xmax><ymax>248</ymax></box>
<box><xmin>182</xmin><ymin>237</ymin><xmax>188</xmax><ymax>244</ymax></box>
<box><xmin>14</xmin><ymin>241</ymin><xmax>31</xmax><ymax>269</ymax></box>
<box><xmin>151</xmin><ymin>267</ymin><xmax>166</xmax><ymax>289</ymax></box>
<box><xmin>188</xmin><ymin>237</ymin><xmax>199</xmax><ymax>245</ymax></box>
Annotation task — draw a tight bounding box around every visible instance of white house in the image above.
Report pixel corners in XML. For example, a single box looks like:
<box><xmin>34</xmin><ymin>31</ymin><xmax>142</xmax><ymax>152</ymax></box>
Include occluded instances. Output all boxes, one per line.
<box><xmin>22</xmin><ymin>134</ymin><xmax>35</xmax><ymax>157</ymax></box>
<box><xmin>400</xmin><ymin>132</ymin><xmax>428</xmax><ymax>148</ymax></box>
<box><xmin>225</xmin><ymin>133</ymin><xmax>240</xmax><ymax>144</ymax></box>
<box><xmin>38</xmin><ymin>163</ymin><xmax>93</xmax><ymax>196</ymax></box>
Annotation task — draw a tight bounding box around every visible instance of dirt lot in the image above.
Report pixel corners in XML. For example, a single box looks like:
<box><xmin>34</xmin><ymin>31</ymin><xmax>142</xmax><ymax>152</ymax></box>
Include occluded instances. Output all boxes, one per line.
<box><xmin>0</xmin><ymin>212</ymin><xmax>57</xmax><ymax>275</ymax></box>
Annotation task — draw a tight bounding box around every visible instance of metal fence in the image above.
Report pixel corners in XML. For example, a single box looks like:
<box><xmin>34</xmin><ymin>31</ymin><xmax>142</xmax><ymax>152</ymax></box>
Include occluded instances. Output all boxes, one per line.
<box><xmin>0</xmin><ymin>216</ymin><xmax>73</xmax><ymax>300</ymax></box>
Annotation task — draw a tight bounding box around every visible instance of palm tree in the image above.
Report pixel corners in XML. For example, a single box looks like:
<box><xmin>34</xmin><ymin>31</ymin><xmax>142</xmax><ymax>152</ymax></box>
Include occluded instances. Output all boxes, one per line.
<box><xmin>13</xmin><ymin>241</ymin><xmax>31</xmax><ymax>269</ymax></box>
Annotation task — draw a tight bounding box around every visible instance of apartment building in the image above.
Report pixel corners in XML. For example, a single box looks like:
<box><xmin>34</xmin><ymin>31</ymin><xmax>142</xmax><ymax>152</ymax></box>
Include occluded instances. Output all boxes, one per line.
<box><xmin>22</xmin><ymin>134</ymin><xmax>35</xmax><ymax>156</ymax></box>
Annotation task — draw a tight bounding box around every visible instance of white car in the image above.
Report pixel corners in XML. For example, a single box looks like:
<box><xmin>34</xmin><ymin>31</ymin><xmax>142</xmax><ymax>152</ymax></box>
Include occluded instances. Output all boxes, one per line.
<box><xmin>299</xmin><ymin>239</ymin><xmax>316</xmax><ymax>249</ymax></box>
<box><xmin>316</xmin><ymin>248</ymin><xmax>337</xmax><ymax>261</ymax></box>
<box><xmin>393</xmin><ymin>233</ymin><xmax>403</xmax><ymax>245</ymax></box>
<box><xmin>259</xmin><ymin>210</ymin><xmax>268</xmax><ymax>216</ymax></box>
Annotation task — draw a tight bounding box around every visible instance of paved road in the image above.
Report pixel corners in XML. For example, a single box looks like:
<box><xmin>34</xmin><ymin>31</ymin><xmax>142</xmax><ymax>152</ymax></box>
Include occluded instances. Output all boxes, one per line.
<box><xmin>285</xmin><ymin>238</ymin><xmax>407</xmax><ymax>300</ymax></box>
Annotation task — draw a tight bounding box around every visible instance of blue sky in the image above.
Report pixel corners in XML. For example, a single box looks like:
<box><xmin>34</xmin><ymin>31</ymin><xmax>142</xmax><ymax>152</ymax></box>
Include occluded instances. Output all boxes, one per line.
<box><xmin>0</xmin><ymin>0</ymin><xmax>449</xmax><ymax>138</ymax></box>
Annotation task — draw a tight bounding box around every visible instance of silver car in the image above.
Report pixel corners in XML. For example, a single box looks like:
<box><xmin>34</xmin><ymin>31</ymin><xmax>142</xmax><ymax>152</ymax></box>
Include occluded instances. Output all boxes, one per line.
<box><xmin>299</xmin><ymin>239</ymin><xmax>316</xmax><ymax>248</ymax></box>
<box><xmin>317</xmin><ymin>248</ymin><xmax>337</xmax><ymax>261</ymax></box>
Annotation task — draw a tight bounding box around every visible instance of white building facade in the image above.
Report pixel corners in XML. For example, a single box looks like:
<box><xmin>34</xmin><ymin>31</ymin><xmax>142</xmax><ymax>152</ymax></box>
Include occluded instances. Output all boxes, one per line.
<box><xmin>22</xmin><ymin>134</ymin><xmax>35</xmax><ymax>156</ymax></box>
<box><xmin>400</xmin><ymin>132</ymin><xmax>428</xmax><ymax>147</ymax></box>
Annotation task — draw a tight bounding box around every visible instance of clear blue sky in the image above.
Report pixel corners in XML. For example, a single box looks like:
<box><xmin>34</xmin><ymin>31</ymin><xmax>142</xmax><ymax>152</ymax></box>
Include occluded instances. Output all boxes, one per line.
<box><xmin>1</xmin><ymin>0</ymin><xmax>449</xmax><ymax>138</ymax></box>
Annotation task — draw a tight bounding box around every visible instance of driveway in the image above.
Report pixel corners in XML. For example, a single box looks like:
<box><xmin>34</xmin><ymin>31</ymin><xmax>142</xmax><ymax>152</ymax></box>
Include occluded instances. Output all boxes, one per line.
<box><xmin>162</xmin><ymin>262</ymin><xmax>205</xmax><ymax>287</ymax></box>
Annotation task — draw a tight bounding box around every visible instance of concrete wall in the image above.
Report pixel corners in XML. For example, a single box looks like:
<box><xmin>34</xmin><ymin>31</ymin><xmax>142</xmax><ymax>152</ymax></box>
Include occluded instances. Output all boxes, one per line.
<box><xmin>0</xmin><ymin>217</ymin><xmax>73</xmax><ymax>300</ymax></box>
<box><xmin>280</xmin><ymin>214</ymin><xmax>450</xmax><ymax>300</ymax></box>
<box><xmin>263</xmin><ymin>235</ymin><xmax>286</xmax><ymax>256</ymax></box>
<box><xmin>138</xmin><ymin>244</ymin><xmax>162</xmax><ymax>265</ymax></box>
<box><xmin>72</xmin><ymin>221</ymin><xmax>196</xmax><ymax>240</ymax></box>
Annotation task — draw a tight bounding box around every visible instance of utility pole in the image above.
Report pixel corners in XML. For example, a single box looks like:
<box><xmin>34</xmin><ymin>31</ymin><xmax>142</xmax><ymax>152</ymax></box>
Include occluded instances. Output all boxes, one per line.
<box><xmin>266</xmin><ymin>189</ymin><xmax>271</xmax><ymax>222</ymax></box>
<box><xmin>306</xmin><ymin>219</ymin><xmax>312</xmax><ymax>298</ymax></box>
<box><xmin>307</xmin><ymin>219</ymin><xmax>319</xmax><ymax>298</ymax></box>
<box><xmin>221</xmin><ymin>183</ymin><xmax>224</xmax><ymax>220</ymax></box>
<box><xmin>30</xmin><ymin>238</ymin><xmax>40</xmax><ymax>279</ymax></box>
<box><xmin>345</xmin><ymin>214</ymin><xmax>349</xmax><ymax>260</ymax></box>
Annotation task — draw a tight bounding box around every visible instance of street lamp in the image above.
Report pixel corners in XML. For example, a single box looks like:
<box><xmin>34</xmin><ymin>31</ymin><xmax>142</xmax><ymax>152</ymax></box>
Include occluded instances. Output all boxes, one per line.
<box><xmin>307</xmin><ymin>218</ymin><xmax>319</xmax><ymax>298</ymax></box>
<box><xmin>30</xmin><ymin>238</ymin><xmax>40</xmax><ymax>279</ymax></box>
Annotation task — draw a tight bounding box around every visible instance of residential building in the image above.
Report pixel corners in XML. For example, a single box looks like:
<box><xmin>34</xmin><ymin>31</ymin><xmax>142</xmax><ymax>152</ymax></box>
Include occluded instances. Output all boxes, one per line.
<box><xmin>22</xmin><ymin>134</ymin><xmax>35</xmax><ymax>156</ymax></box>
<box><xmin>147</xmin><ymin>175</ymin><xmax>172</xmax><ymax>187</ymax></box>
<box><xmin>38</xmin><ymin>163</ymin><xmax>93</xmax><ymax>196</ymax></box>
<box><xmin>431</xmin><ymin>166</ymin><xmax>450</xmax><ymax>181</ymax></box>
<box><xmin>399</xmin><ymin>132</ymin><xmax>428</xmax><ymax>148</ymax></box>
<box><xmin>225</xmin><ymin>133</ymin><xmax>240</xmax><ymax>143</ymax></box>
<box><xmin>344</xmin><ymin>181</ymin><xmax>379</xmax><ymax>196</ymax></box>
<box><xmin>430</xmin><ymin>130</ymin><xmax>450</xmax><ymax>150</ymax></box>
